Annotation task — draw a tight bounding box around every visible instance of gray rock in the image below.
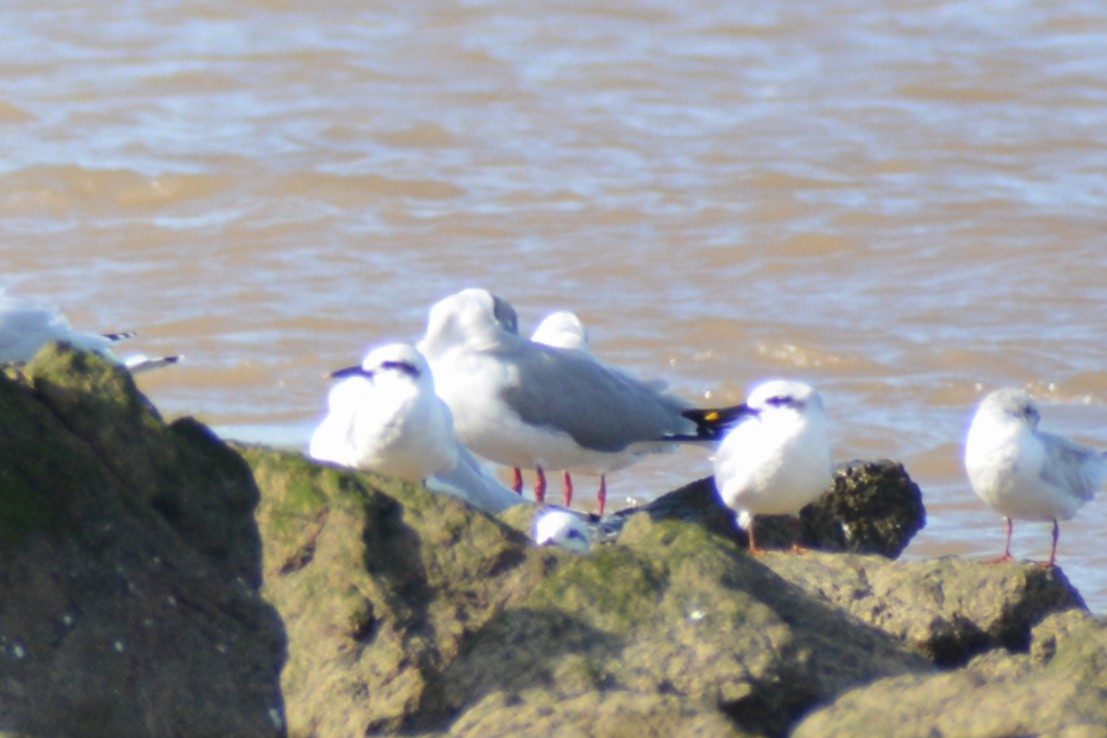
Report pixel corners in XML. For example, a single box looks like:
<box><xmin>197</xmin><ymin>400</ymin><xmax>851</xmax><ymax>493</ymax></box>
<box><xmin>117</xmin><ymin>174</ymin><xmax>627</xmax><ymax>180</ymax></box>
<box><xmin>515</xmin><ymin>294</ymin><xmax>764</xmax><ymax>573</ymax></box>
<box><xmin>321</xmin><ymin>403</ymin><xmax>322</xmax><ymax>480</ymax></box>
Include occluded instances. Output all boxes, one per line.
<box><xmin>247</xmin><ymin>448</ymin><xmax>932</xmax><ymax>738</ymax></box>
<box><xmin>0</xmin><ymin>344</ymin><xmax>285</xmax><ymax>738</ymax></box>
<box><xmin>793</xmin><ymin>609</ymin><xmax>1107</xmax><ymax>737</ymax></box>
<box><xmin>759</xmin><ymin>554</ymin><xmax>1085</xmax><ymax>665</ymax></box>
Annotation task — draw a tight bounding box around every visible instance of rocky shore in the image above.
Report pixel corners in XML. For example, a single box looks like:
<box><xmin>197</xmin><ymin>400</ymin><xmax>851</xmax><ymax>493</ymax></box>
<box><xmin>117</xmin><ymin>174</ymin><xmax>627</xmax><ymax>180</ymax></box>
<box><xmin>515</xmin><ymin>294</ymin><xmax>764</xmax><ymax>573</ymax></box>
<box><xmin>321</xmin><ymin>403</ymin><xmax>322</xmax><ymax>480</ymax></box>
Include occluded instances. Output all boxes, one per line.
<box><xmin>1</xmin><ymin>345</ymin><xmax>1103</xmax><ymax>737</ymax></box>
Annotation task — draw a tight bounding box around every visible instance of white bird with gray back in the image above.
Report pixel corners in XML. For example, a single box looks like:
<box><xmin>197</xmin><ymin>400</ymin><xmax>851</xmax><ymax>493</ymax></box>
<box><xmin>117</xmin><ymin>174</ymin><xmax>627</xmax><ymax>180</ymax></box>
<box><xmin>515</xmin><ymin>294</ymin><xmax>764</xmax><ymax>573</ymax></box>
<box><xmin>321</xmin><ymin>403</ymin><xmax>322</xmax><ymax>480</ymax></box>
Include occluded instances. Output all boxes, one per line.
<box><xmin>416</xmin><ymin>288</ymin><xmax>739</xmax><ymax>515</ymax></box>
<box><xmin>964</xmin><ymin>387</ymin><xmax>1105</xmax><ymax>567</ymax></box>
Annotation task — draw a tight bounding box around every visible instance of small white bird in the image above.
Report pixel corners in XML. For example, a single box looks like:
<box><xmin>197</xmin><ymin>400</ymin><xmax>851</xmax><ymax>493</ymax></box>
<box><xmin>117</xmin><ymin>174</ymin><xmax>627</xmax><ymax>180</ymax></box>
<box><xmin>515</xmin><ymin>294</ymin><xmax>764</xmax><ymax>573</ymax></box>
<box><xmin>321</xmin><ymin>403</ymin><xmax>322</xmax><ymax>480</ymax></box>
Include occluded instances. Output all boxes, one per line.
<box><xmin>310</xmin><ymin>343</ymin><xmax>458</xmax><ymax>483</ymax></box>
<box><xmin>0</xmin><ymin>292</ymin><xmax>180</xmax><ymax>372</ymax></box>
<box><xmin>310</xmin><ymin>342</ymin><xmax>524</xmax><ymax>515</ymax></box>
<box><xmin>709</xmin><ymin>380</ymin><xmax>833</xmax><ymax>553</ymax></box>
<box><xmin>416</xmin><ymin>289</ymin><xmax>737</xmax><ymax>517</ymax></box>
<box><xmin>964</xmin><ymin>387</ymin><xmax>1106</xmax><ymax>567</ymax></box>
<box><xmin>532</xmin><ymin>508</ymin><xmax>594</xmax><ymax>553</ymax></box>
<box><xmin>530</xmin><ymin>311</ymin><xmax>591</xmax><ymax>353</ymax></box>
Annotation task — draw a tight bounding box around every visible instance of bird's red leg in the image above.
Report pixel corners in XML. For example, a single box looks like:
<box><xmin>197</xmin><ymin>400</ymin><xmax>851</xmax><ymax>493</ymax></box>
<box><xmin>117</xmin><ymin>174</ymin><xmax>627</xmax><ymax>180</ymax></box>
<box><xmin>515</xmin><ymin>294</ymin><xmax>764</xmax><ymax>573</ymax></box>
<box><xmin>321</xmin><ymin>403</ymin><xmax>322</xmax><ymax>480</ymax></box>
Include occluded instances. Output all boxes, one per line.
<box><xmin>596</xmin><ymin>475</ymin><xmax>606</xmax><ymax>516</ymax></box>
<box><xmin>562</xmin><ymin>471</ymin><xmax>573</xmax><ymax>508</ymax></box>
<box><xmin>511</xmin><ymin>468</ymin><xmax>523</xmax><ymax>494</ymax></box>
<box><xmin>534</xmin><ymin>466</ymin><xmax>546</xmax><ymax>503</ymax></box>
<box><xmin>985</xmin><ymin>517</ymin><xmax>1015</xmax><ymax>563</ymax></box>
<box><xmin>1040</xmin><ymin>519</ymin><xmax>1059</xmax><ymax>568</ymax></box>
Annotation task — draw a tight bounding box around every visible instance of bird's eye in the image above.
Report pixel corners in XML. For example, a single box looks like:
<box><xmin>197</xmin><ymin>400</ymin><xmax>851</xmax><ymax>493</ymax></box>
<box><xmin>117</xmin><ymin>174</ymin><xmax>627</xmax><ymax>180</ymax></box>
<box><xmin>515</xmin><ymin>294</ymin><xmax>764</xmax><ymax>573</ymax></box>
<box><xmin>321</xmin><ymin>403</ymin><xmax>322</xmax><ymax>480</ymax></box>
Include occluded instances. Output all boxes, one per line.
<box><xmin>379</xmin><ymin>360</ymin><xmax>420</xmax><ymax>378</ymax></box>
<box><xmin>766</xmin><ymin>395</ymin><xmax>795</xmax><ymax>408</ymax></box>
<box><xmin>566</xmin><ymin>529</ymin><xmax>585</xmax><ymax>541</ymax></box>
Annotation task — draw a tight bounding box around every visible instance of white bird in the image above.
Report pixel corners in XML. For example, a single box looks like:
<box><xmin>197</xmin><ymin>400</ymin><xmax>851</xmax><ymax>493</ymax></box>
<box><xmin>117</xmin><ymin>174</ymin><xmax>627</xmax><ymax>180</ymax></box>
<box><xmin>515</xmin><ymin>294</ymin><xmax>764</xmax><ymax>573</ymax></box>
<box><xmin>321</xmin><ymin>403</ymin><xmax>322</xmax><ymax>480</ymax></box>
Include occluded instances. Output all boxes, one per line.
<box><xmin>964</xmin><ymin>387</ymin><xmax>1106</xmax><ymax>567</ymax></box>
<box><xmin>0</xmin><ymin>292</ymin><xmax>180</xmax><ymax>372</ymax></box>
<box><xmin>530</xmin><ymin>311</ymin><xmax>591</xmax><ymax>353</ymax></box>
<box><xmin>310</xmin><ymin>343</ymin><xmax>458</xmax><ymax>483</ymax></box>
<box><xmin>532</xmin><ymin>508</ymin><xmax>594</xmax><ymax>553</ymax></box>
<box><xmin>309</xmin><ymin>342</ymin><xmax>523</xmax><ymax>514</ymax></box>
<box><xmin>415</xmin><ymin>288</ymin><xmax>736</xmax><ymax>516</ymax></box>
<box><xmin>710</xmin><ymin>380</ymin><xmax>833</xmax><ymax>553</ymax></box>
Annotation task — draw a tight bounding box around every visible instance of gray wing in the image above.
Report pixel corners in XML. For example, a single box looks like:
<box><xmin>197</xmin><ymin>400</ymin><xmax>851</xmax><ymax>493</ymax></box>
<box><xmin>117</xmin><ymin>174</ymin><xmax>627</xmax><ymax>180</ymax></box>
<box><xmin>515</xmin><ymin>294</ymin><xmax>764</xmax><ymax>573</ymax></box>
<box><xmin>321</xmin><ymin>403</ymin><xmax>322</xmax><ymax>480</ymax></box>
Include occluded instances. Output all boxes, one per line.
<box><xmin>495</xmin><ymin>337</ymin><xmax>692</xmax><ymax>453</ymax></box>
<box><xmin>1039</xmin><ymin>430</ymin><xmax>1106</xmax><ymax>501</ymax></box>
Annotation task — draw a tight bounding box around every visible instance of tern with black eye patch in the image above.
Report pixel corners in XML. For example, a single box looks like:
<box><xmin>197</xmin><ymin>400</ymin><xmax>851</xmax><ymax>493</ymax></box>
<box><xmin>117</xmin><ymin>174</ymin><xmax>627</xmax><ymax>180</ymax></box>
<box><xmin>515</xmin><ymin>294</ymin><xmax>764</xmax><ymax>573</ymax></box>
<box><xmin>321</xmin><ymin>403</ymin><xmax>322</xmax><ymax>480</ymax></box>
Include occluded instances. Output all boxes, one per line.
<box><xmin>710</xmin><ymin>380</ymin><xmax>833</xmax><ymax>553</ymax></box>
<box><xmin>310</xmin><ymin>342</ymin><xmax>522</xmax><ymax>514</ymax></box>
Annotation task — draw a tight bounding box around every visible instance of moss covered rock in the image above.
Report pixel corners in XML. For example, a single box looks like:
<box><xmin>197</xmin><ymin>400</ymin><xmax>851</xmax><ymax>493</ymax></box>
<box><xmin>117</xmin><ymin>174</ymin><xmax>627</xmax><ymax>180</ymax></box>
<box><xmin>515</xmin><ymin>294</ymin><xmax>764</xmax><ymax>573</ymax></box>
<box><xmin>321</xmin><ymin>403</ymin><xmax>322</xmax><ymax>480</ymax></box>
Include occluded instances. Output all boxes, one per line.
<box><xmin>246</xmin><ymin>447</ymin><xmax>935</xmax><ymax>737</ymax></box>
<box><xmin>242</xmin><ymin>446</ymin><xmax>545</xmax><ymax>736</ymax></box>
<box><xmin>760</xmin><ymin>553</ymin><xmax>1085</xmax><ymax>666</ymax></box>
<box><xmin>0</xmin><ymin>344</ymin><xmax>284</xmax><ymax>738</ymax></box>
<box><xmin>793</xmin><ymin>609</ymin><xmax>1107</xmax><ymax>737</ymax></box>
<box><xmin>5</xmin><ymin>344</ymin><xmax>1100</xmax><ymax>738</ymax></box>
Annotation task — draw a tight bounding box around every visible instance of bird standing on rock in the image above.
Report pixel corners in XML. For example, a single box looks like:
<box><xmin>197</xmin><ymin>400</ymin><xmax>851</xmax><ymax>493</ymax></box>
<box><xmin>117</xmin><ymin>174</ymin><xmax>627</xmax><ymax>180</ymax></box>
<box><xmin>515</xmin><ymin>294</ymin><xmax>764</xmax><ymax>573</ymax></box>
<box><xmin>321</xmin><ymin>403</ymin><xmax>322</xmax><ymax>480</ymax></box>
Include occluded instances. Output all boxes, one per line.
<box><xmin>964</xmin><ymin>387</ymin><xmax>1105</xmax><ymax>567</ymax></box>
<box><xmin>310</xmin><ymin>342</ymin><xmax>522</xmax><ymax>513</ymax></box>
<box><xmin>416</xmin><ymin>288</ymin><xmax>738</xmax><ymax>516</ymax></box>
<box><xmin>310</xmin><ymin>343</ymin><xmax>458</xmax><ymax>482</ymax></box>
<box><xmin>708</xmin><ymin>380</ymin><xmax>833</xmax><ymax>553</ymax></box>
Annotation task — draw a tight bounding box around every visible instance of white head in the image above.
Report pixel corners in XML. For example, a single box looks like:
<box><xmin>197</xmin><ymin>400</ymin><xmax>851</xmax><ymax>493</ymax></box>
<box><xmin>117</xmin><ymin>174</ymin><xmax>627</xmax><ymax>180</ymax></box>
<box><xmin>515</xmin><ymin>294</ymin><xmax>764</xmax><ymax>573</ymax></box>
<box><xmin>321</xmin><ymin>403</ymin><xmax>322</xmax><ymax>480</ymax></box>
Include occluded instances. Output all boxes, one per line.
<box><xmin>417</xmin><ymin>288</ymin><xmax>519</xmax><ymax>358</ymax></box>
<box><xmin>530</xmin><ymin>311</ymin><xmax>591</xmax><ymax>353</ymax></box>
<box><xmin>743</xmin><ymin>379</ymin><xmax>824</xmax><ymax>421</ymax></box>
<box><xmin>328</xmin><ymin>342</ymin><xmax>435</xmax><ymax>391</ymax></box>
<box><xmin>533</xmin><ymin>509</ymin><xmax>592</xmax><ymax>553</ymax></box>
<box><xmin>974</xmin><ymin>387</ymin><xmax>1040</xmax><ymax>429</ymax></box>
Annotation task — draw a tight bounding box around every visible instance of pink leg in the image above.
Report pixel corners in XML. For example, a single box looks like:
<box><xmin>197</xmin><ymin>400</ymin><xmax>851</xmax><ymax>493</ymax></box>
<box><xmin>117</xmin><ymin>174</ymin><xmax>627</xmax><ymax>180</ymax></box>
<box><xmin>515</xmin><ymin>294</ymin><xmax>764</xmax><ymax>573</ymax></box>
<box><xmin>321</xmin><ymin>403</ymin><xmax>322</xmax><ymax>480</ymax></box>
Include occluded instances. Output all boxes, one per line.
<box><xmin>534</xmin><ymin>466</ymin><xmax>546</xmax><ymax>504</ymax></box>
<box><xmin>562</xmin><ymin>471</ymin><xmax>573</xmax><ymax>508</ymax></box>
<box><xmin>511</xmin><ymin>468</ymin><xmax>523</xmax><ymax>494</ymax></box>
<box><xmin>1042</xmin><ymin>519</ymin><xmax>1059</xmax><ymax>568</ymax></box>
<box><xmin>596</xmin><ymin>475</ymin><xmax>607</xmax><ymax>516</ymax></box>
<box><xmin>985</xmin><ymin>517</ymin><xmax>1014</xmax><ymax>563</ymax></box>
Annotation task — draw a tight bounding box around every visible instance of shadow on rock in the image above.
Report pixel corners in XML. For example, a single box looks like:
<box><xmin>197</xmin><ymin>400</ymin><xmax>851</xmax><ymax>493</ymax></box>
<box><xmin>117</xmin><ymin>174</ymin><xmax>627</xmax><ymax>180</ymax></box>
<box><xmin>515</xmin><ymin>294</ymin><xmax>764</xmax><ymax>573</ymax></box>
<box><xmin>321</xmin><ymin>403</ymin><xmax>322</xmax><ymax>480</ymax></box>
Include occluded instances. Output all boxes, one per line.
<box><xmin>0</xmin><ymin>344</ymin><xmax>285</xmax><ymax>738</ymax></box>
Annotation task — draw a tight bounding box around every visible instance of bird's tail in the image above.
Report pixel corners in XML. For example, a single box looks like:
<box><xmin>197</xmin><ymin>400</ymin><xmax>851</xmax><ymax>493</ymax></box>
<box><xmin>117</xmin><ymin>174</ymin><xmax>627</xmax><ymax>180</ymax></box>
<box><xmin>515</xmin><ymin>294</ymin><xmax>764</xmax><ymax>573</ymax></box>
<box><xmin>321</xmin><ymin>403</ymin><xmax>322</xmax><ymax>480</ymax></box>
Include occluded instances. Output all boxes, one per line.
<box><xmin>664</xmin><ymin>403</ymin><xmax>754</xmax><ymax>442</ymax></box>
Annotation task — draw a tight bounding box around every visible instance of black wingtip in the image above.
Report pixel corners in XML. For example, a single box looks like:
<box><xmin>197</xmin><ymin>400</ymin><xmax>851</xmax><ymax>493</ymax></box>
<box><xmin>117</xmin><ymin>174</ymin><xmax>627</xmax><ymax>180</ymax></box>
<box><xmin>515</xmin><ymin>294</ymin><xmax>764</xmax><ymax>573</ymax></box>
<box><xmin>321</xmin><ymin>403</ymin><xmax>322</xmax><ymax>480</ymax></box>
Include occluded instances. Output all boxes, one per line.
<box><xmin>101</xmin><ymin>330</ymin><xmax>139</xmax><ymax>343</ymax></box>
<box><xmin>679</xmin><ymin>403</ymin><xmax>756</xmax><ymax>441</ymax></box>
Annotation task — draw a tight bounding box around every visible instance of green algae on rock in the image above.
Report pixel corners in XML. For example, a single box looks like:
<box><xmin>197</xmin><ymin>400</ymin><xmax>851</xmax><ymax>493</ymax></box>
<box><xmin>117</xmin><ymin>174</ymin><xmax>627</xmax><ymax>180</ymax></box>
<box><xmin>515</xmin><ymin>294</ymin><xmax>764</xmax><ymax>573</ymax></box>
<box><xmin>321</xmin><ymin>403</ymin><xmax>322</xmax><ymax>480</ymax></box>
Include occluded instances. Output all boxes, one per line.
<box><xmin>0</xmin><ymin>343</ymin><xmax>285</xmax><ymax>738</ymax></box>
<box><xmin>242</xmin><ymin>445</ymin><xmax>544</xmax><ymax>737</ymax></box>
<box><xmin>248</xmin><ymin>445</ymin><xmax>933</xmax><ymax>737</ymax></box>
<box><xmin>5</xmin><ymin>343</ymin><xmax>1101</xmax><ymax>738</ymax></box>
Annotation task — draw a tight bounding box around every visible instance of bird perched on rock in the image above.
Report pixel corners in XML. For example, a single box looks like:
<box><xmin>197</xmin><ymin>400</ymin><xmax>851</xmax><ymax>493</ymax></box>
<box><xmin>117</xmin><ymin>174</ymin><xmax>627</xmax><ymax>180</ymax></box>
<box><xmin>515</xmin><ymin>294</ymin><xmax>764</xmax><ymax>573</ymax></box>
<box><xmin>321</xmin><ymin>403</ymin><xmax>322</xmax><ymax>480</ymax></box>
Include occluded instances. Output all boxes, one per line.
<box><xmin>0</xmin><ymin>291</ymin><xmax>180</xmax><ymax>372</ymax></box>
<box><xmin>707</xmin><ymin>379</ymin><xmax>833</xmax><ymax>553</ymax></box>
<box><xmin>416</xmin><ymin>288</ymin><xmax>738</xmax><ymax>516</ymax></box>
<box><xmin>310</xmin><ymin>342</ymin><xmax>521</xmax><ymax>514</ymax></box>
<box><xmin>532</xmin><ymin>508</ymin><xmax>594</xmax><ymax>553</ymax></box>
<box><xmin>531</xmin><ymin>506</ymin><xmax>626</xmax><ymax>552</ymax></box>
<box><xmin>310</xmin><ymin>343</ymin><xmax>459</xmax><ymax>481</ymax></box>
<box><xmin>964</xmin><ymin>387</ymin><xmax>1105</xmax><ymax>567</ymax></box>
